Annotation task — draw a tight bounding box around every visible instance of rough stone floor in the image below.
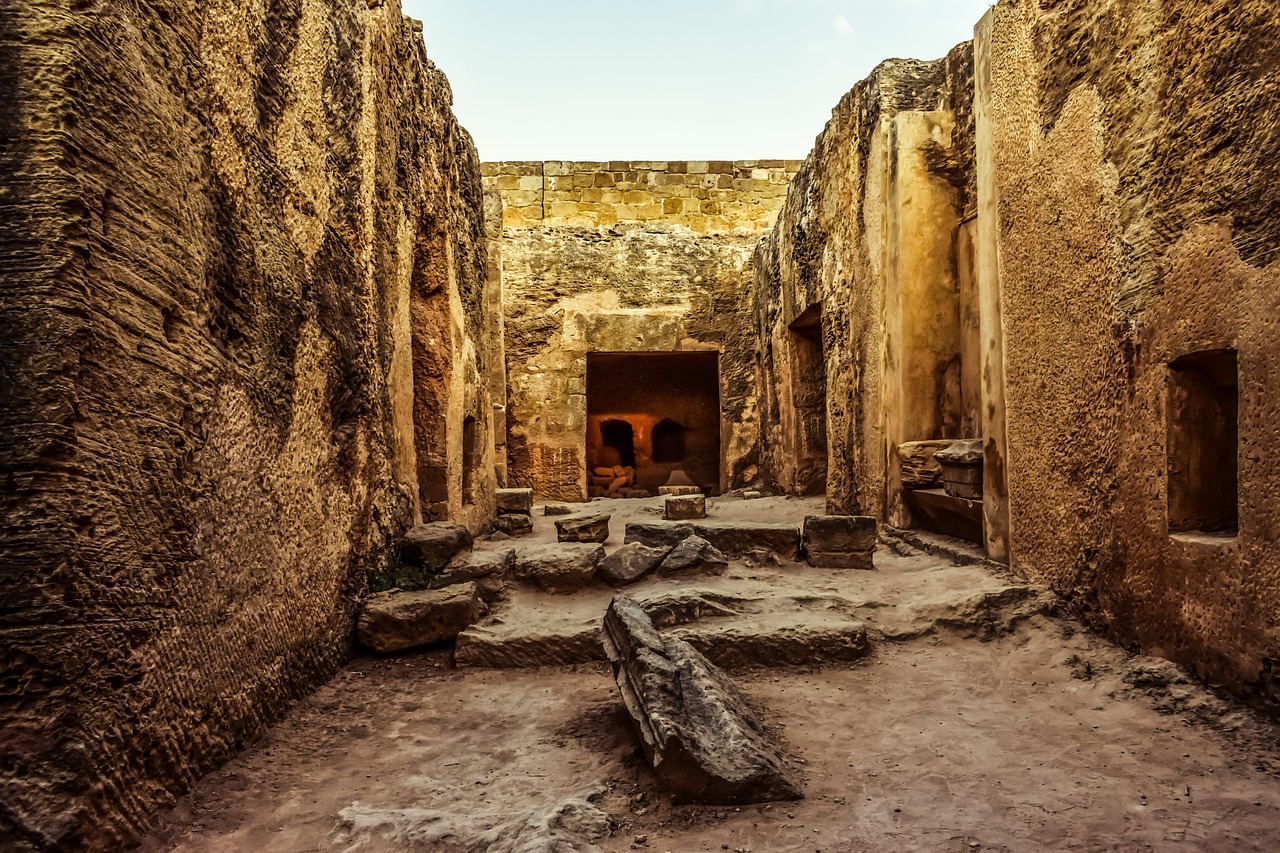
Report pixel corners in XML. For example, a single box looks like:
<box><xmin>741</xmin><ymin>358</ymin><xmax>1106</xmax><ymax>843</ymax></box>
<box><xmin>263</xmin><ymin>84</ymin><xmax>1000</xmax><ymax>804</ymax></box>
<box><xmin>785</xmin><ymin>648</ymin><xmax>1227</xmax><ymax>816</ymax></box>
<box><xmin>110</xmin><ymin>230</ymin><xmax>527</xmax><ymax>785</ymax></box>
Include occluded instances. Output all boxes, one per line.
<box><xmin>141</xmin><ymin>497</ymin><xmax>1280</xmax><ymax>852</ymax></box>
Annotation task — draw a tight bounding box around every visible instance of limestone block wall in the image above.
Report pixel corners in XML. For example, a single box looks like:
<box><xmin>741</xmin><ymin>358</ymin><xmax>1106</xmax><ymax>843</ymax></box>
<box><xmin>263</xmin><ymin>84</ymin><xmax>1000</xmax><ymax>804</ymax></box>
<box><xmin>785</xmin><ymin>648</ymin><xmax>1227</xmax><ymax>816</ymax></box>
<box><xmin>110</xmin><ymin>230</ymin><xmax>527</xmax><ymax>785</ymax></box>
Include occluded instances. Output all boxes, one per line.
<box><xmin>0</xmin><ymin>1</ymin><xmax>497</xmax><ymax>848</ymax></box>
<box><xmin>483</xmin><ymin>160</ymin><xmax>803</xmax><ymax>234</ymax></box>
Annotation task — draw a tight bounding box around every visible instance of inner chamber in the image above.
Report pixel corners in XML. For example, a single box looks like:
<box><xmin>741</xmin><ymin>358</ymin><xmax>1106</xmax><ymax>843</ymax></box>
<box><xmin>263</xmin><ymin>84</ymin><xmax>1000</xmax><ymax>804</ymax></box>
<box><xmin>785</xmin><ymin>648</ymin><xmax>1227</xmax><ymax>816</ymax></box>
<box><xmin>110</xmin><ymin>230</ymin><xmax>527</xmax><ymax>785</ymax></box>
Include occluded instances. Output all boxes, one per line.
<box><xmin>586</xmin><ymin>352</ymin><xmax>720</xmax><ymax>495</ymax></box>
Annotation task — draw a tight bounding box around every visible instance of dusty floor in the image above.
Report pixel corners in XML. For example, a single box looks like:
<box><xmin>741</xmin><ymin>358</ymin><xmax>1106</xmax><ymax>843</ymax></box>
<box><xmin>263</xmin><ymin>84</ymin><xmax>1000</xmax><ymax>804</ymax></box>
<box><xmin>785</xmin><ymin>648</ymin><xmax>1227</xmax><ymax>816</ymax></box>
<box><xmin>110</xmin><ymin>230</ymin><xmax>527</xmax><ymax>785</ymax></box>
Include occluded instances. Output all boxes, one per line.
<box><xmin>141</xmin><ymin>497</ymin><xmax>1280</xmax><ymax>852</ymax></box>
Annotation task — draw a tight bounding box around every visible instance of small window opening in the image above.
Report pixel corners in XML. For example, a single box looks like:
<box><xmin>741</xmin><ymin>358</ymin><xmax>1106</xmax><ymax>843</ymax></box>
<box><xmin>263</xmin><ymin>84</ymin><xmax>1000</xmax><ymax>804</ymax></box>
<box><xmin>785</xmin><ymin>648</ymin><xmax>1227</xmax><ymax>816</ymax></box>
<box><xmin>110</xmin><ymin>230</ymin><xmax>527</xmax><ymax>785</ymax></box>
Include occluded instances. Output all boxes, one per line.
<box><xmin>600</xmin><ymin>419</ymin><xmax>636</xmax><ymax>468</ymax></box>
<box><xmin>652</xmin><ymin>419</ymin><xmax>687</xmax><ymax>464</ymax></box>
<box><xmin>461</xmin><ymin>415</ymin><xmax>478</xmax><ymax>506</ymax></box>
<box><xmin>1168</xmin><ymin>348</ymin><xmax>1238</xmax><ymax>537</ymax></box>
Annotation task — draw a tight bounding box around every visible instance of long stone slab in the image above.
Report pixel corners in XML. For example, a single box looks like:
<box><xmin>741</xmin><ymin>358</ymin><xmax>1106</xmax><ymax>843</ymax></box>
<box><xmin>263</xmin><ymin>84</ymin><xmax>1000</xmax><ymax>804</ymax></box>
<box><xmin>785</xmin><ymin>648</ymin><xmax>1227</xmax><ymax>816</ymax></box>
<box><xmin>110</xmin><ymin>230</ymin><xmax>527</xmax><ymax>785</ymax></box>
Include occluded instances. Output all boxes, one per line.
<box><xmin>689</xmin><ymin>521</ymin><xmax>801</xmax><ymax>560</ymax></box>
<box><xmin>602</xmin><ymin>596</ymin><xmax>803</xmax><ymax>805</ymax></box>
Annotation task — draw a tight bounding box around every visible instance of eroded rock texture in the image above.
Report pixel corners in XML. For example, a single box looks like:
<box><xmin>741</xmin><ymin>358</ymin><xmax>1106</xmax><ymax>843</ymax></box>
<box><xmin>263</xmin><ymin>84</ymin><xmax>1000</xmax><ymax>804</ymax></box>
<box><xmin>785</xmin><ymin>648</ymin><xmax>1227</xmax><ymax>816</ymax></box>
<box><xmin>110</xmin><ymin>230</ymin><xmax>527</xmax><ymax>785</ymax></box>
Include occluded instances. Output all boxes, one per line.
<box><xmin>0</xmin><ymin>0</ymin><xmax>497</xmax><ymax>848</ymax></box>
<box><xmin>602</xmin><ymin>596</ymin><xmax>803</xmax><ymax>805</ymax></box>
<box><xmin>754</xmin><ymin>0</ymin><xmax>1280</xmax><ymax>705</ymax></box>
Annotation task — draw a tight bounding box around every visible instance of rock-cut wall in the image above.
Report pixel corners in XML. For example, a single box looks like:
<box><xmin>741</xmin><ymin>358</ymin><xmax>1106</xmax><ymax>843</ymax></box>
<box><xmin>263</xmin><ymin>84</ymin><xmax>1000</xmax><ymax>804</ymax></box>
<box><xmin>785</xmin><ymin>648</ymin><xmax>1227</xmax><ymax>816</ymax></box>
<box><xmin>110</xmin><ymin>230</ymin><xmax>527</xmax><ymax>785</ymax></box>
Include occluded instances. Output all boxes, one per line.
<box><xmin>756</xmin><ymin>0</ymin><xmax>1280</xmax><ymax>707</ymax></box>
<box><xmin>0</xmin><ymin>0</ymin><xmax>498</xmax><ymax>848</ymax></box>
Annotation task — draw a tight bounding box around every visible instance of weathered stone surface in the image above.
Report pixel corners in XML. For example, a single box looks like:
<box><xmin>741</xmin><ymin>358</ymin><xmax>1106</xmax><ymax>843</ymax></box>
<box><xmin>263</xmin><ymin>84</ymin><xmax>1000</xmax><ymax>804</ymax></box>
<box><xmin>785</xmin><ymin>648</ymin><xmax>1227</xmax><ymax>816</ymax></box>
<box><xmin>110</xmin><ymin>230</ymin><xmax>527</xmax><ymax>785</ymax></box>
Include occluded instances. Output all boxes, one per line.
<box><xmin>625</xmin><ymin>522</ymin><xmax>696</xmax><ymax>551</ymax></box>
<box><xmin>634</xmin><ymin>589</ymin><xmax>872</xmax><ymax>671</ymax></box>
<box><xmin>802</xmin><ymin>516</ymin><xmax>877</xmax><ymax>572</ymax></box>
<box><xmin>456</xmin><ymin>623</ymin><xmax>605</xmax><ymax>668</ymax></box>
<box><xmin>357</xmin><ymin>585</ymin><xmax>482</xmax><ymax>654</ymax></box>
<box><xmin>543</xmin><ymin>503</ymin><xmax>575</xmax><ymax>516</ymax></box>
<box><xmin>402</xmin><ymin>523</ymin><xmax>474</xmax><ymax>570</ymax></box>
<box><xmin>494</xmin><ymin>514</ymin><xmax>534</xmax><ymax>536</ymax></box>
<box><xmin>601</xmin><ymin>596</ymin><xmax>803</xmax><ymax>805</ymax></box>
<box><xmin>742</xmin><ymin>490</ymin><xmax>763</xmax><ymax>500</ymax></box>
<box><xmin>659</xmin><ymin>485</ymin><xmax>703</xmax><ymax>496</ymax></box>
<box><xmin>433</xmin><ymin>549</ymin><xmax>515</xmax><ymax>603</ymax></box>
<box><xmin>658</xmin><ymin>536</ymin><xmax>729</xmax><ymax>576</ymax></box>
<box><xmin>665</xmin><ymin>495</ymin><xmax>707</xmax><ymax>520</ymax></box>
<box><xmin>496</xmin><ymin>488</ymin><xmax>534</xmax><ymax>515</ymax></box>
<box><xmin>555</xmin><ymin>513</ymin><xmax>611</xmax><ymax>543</ymax></box>
<box><xmin>898</xmin><ymin>440</ymin><xmax>951</xmax><ymax>489</ymax></box>
<box><xmin>513</xmin><ymin>544</ymin><xmax>606</xmax><ymax>593</ymax></box>
<box><xmin>598</xmin><ymin>542</ymin><xmax>670</xmax><ymax>586</ymax></box>
<box><xmin>690</xmin><ymin>522</ymin><xmax>801</xmax><ymax>560</ymax></box>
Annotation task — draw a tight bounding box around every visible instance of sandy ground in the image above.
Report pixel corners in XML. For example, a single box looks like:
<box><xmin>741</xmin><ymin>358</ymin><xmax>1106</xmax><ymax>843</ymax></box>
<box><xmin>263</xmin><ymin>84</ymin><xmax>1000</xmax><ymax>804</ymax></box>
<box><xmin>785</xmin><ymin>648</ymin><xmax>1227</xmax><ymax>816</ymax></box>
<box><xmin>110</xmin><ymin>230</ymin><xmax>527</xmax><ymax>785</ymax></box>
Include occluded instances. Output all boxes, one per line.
<box><xmin>140</xmin><ymin>497</ymin><xmax>1280</xmax><ymax>852</ymax></box>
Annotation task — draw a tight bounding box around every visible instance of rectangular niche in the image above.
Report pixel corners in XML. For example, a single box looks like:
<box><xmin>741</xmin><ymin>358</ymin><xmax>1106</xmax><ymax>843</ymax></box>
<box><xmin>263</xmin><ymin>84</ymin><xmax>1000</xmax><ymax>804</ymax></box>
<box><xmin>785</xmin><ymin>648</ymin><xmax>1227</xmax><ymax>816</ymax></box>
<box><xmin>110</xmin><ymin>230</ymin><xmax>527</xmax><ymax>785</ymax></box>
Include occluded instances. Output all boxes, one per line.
<box><xmin>788</xmin><ymin>304</ymin><xmax>828</xmax><ymax>496</ymax></box>
<box><xmin>585</xmin><ymin>352</ymin><xmax>721</xmax><ymax>496</ymax></box>
<box><xmin>1167</xmin><ymin>348</ymin><xmax>1239</xmax><ymax>538</ymax></box>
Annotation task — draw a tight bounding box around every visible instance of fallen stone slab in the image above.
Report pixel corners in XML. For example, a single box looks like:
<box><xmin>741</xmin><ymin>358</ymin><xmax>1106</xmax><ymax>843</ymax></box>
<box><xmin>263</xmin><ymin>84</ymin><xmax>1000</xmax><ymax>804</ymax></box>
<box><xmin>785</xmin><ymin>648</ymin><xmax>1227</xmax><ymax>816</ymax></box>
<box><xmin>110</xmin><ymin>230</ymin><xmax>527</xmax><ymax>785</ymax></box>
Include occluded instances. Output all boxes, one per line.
<box><xmin>513</xmin><ymin>543</ymin><xmax>605</xmax><ymax>593</ymax></box>
<box><xmin>456</xmin><ymin>621</ymin><xmax>605</xmax><ymax>668</ymax></box>
<box><xmin>624</xmin><ymin>521</ymin><xmax>695</xmax><ymax>551</ymax></box>
<box><xmin>433</xmin><ymin>549</ymin><xmax>515</xmax><ymax>602</ymax></box>
<box><xmin>598</xmin><ymin>542</ymin><xmax>669</xmax><ymax>586</ymax></box>
<box><xmin>664</xmin><ymin>494</ymin><xmax>706</xmax><ymax>520</ymax></box>
<box><xmin>357</xmin><ymin>584</ymin><xmax>481</xmax><ymax>653</ymax></box>
<box><xmin>602</xmin><ymin>596</ymin><xmax>803</xmax><ymax>805</ymax></box>
<box><xmin>657</xmin><ymin>535</ymin><xmax>728</xmax><ymax>576</ymax></box>
<box><xmin>555</xmin><ymin>513</ymin><xmax>611</xmax><ymax>544</ymax></box>
<box><xmin>494</xmin><ymin>513</ymin><xmax>533</xmax><ymax>536</ymax></box>
<box><xmin>401</xmin><ymin>522</ymin><xmax>472</xmax><ymax>570</ymax></box>
<box><xmin>543</xmin><ymin>503</ymin><xmax>575</xmax><ymax>516</ymax></box>
<box><xmin>690</xmin><ymin>522</ymin><xmax>801</xmax><ymax>561</ymax></box>
<box><xmin>496</xmin><ymin>488</ymin><xmax>534</xmax><ymax>515</ymax></box>
<box><xmin>803</xmin><ymin>515</ymin><xmax>877</xmax><ymax>569</ymax></box>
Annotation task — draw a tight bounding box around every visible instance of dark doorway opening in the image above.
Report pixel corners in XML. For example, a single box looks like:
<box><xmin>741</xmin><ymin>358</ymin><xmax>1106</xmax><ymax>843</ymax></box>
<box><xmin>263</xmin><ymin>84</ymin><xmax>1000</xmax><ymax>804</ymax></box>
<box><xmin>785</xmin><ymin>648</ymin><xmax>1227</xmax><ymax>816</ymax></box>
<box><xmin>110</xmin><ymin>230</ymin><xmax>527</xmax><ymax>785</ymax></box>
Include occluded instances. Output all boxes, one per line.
<box><xmin>461</xmin><ymin>415</ymin><xmax>478</xmax><ymax>506</ymax></box>
<box><xmin>652</xmin><ymin>419</ymin><xmax>687</xmax><ymax>464</ymax></box>
<box><xmin>1168</xmin><ymin>348</ymin><xmax>1239</xmax><ymax>537</ymax></box>
<box><xmin>789</xmin><ymin>304</ymin><xmax>827</xmax><ymax>495</ymax></box>
<box><xmin>599</xmin><ymin>419</ymin><xmax>637</xmax><ymax>468</ymax></box>
<box><xmin>586</xmin><ymin>352</ymin><xmax>720</xmax><ymax>496</ymax></box>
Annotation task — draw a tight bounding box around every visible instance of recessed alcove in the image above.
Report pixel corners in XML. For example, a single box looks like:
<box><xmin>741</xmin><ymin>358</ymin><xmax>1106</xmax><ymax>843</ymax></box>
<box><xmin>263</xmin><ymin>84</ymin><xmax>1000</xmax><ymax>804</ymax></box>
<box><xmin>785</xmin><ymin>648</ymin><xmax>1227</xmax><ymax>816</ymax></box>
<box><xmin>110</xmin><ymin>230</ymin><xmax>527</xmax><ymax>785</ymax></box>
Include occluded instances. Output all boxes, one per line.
<box><xmin>1167</xmin><ymin>348</ymin><xmax>1239</xmax><ymax>539</ymax></box>
<box><xmin>585</xmin><ymin>352</ymin><xmax>720</xmax><ymax>494</ymax></box>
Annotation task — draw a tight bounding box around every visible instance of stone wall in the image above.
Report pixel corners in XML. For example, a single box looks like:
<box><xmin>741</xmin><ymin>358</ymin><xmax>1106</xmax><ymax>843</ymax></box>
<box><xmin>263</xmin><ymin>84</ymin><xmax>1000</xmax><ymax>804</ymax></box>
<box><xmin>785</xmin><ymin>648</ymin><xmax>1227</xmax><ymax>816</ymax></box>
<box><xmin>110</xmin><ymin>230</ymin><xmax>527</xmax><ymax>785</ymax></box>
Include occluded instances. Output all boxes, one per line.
<box><xmin>755</xmin><ymin>0</ymin><xmax>1280</xmax><ymax>705</ymax></box>
<box><xmin>754</xmin><ymin>46</ymin><xmax>976</xmax><ymax>518</ymax></box>
<box><xmin>498</xmin><ymin>225</ymin><xmax>763</xmax><ymax>501</ymax></box>
<box><xmin>484</xmin><ymin>160</ymin><xmax>803</xmax><ymax>233</ymax></box>
<box><xmin>979</xmin><ymin>0</ymin><xmax>1280</xmax><ymax>701</ymax></box>
<box><xmin>0</xmin><ymin>1</ymin><xmax>498</xmax><ymax>849</ymax></box>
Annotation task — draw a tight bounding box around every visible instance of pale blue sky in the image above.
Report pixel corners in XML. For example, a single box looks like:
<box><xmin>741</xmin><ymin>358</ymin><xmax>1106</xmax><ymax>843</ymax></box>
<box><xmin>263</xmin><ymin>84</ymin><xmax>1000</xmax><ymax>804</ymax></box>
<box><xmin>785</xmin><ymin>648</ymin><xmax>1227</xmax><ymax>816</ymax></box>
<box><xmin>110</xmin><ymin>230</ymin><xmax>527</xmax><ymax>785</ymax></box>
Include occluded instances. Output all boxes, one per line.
<box><xmin>401</xmin><ymin>0</ymin><xmax>993</xmax><ymax>161</ymax></box>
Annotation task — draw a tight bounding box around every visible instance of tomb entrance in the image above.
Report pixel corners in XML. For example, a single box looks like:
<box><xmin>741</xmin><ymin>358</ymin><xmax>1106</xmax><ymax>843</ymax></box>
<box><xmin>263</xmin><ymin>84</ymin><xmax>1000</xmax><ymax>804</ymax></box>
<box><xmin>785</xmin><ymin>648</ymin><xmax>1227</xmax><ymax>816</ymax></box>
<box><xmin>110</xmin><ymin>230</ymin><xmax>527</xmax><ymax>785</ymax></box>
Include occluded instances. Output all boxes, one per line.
<box><xmin>585</xmin><ymin>352</ymin><xmax>721</xmax><ymax>497</ymax></box>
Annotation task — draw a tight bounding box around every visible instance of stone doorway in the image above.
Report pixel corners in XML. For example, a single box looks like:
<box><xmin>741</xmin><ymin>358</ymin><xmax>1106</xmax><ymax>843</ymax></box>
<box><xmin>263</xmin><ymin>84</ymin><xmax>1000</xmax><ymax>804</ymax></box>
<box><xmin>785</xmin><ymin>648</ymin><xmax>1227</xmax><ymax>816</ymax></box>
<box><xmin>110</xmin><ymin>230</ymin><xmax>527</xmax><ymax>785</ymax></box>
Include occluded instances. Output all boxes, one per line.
<box><xmin>585</xmin><ymin>352</ymin><xmax>721</xmax><ymax>497</ymax></box>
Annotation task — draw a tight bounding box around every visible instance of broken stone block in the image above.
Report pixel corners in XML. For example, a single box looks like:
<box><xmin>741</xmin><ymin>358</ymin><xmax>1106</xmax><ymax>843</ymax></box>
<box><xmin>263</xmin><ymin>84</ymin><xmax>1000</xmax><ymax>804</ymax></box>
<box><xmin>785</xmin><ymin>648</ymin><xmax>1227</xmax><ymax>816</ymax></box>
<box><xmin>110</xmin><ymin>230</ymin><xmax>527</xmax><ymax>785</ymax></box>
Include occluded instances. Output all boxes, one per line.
<box><xmin>664</xmin><ymin>494</ymin><xmax>706</xmax><ymax>520</ymax></box>
<box><xmin>496</xmin><ymin>487</ymin><xmax>534</xmax><ymax>515</ymax></box>
<box><xmin>690</xmin><ymin>522</ymin><xmax>800</xmax><ymax>560</ymax></box>
<box><xmin>598</xmin><ymin>542</ymin><xmax>669</xmax><ymax>586</ymax></box>
<box><xmin>936</xmin><ymin>439</ymin><xmax>984</xmax><ymax>500</ymax></box>
<box><xmin>433</xmin><ymin>549</ymin><xmax>515</xmax><ymax>603</ymax></box>
<box><xmin>659</xmin><ymin>485</ymin><xmax>702</xmax><ymax>496</ymax></box>
<box><xmin>357</xmin><ymin>583</ymin><xmax>481</xmax><ymax>653</ymax></box>
<box><xmin>555</xmin><ymin>513</ymin><xmax>611</xmax><ymax>543</ymax></box>
<box><xmin>742</xmin><ymin>490</ymin><xmax>763</xmax><ymax>500</ymax></box>
<box><xmin>401</xmin><ymin>522</ymin><xmax>473</xmax><ymax>571</ymax></box>
<box><xmin>658</xmin><ymin>535</ymin><xmax>728</xmax><ymax>576</ymax></box>
<box><xmin>802</xmin><ymin>516</ymin><xmax>877</xmax><ymax>569</ymax></box>
<box><xmin>897</xmin><ymin>440</ymin><xmax>951</xmax><ymax>490</ymax></box>
<box><xmin>543</xmin><ymin>503</ymin><xmax>574</xmax><ymax>516</ymax></box>
<box><xmin>494</xmin><ymin>513</ymin><xmax>533</xmax><ymax>536</ymax></box>
<box><xmin>625</xmin><ymin>521</ymin><xmax>696</xmax><ymax>551</ymax></box>
<box><xmin>601</xmin><ymin>596</ymin><xmax>803</xmax><ymax>805</ymax></box>
<box><xmin>513</xmin><ymin>543</ymin><xmax>605</xmax><ymax>593</ymax></box>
